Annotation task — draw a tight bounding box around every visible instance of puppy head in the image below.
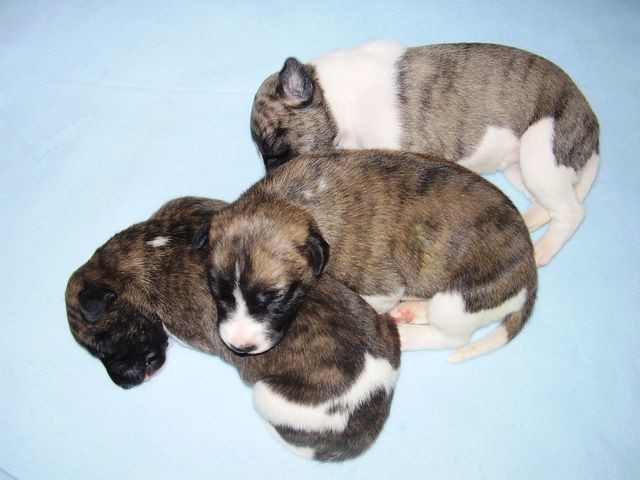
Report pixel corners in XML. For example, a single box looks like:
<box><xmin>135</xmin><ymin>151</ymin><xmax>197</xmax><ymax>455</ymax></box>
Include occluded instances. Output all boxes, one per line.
<box><xmin>66</xmin><ymin>197</ymin><xmax>229</xmax><ymax>388</ymax></box>
<box><xmin>250</xmin><ymin>57</ymin><xmax>338</xmax><ymax>172</ymax></box>
<box><xmin>65</xmin><ymin>229</ymin><xmax>169</xmax><ymax>389</ymax></box>
<box><xmin>196</xmin><ymin>203</ymin><xmax>329</xmax><ymax>355</ymax></box>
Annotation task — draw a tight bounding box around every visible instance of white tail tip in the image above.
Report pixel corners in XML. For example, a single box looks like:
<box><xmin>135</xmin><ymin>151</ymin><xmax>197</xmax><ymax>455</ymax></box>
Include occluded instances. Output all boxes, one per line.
<box><xmin>446</xmin><ymin>325</ymin><xmax>510</xmax><ymax>363</ymax></box>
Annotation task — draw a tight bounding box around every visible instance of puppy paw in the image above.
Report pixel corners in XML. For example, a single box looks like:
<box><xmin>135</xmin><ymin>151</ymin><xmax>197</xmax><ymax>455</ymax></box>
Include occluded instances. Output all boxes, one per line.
<box><xmin>523</xmin><ymin>203</ymin><xmax>551</xmax><ymax>232</ymax></box>
<box><xmin>389</xmin><ymin>301</ymin><xmax>427</xmax><ymax>325</ymax></box>
<box><xmin>534</xmin><ymin>244</ymin><xmax>553</xmax><ymax>267</ymax></box>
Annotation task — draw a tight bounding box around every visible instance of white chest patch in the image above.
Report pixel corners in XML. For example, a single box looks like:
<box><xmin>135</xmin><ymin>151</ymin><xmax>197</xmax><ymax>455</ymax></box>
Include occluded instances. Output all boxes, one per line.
<box><xmin>252</xmin><ymin>353</ymin><xmax>398</xmax><ymax>433</ymax></box>
<box><xmin>312</xmin><ymin>40</ymin><xmax>406</xmax><ymax>150</ymax></box>
<box><xmin>147</xmin><ymin>236</ymin><xmax>170</xmax><ymax>248</ymax></box>
<box><xmin>457</xmin><ymin>126</ymin><xmax>520</xmax><ymax>174</ymax></box>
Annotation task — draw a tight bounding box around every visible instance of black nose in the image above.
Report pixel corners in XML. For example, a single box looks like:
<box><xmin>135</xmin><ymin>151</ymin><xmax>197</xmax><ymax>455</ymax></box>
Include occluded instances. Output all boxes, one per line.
<box><xmin>229</xmin><ymin>344</ymin><xmax>257</xmax><ymax>355</ymax></box>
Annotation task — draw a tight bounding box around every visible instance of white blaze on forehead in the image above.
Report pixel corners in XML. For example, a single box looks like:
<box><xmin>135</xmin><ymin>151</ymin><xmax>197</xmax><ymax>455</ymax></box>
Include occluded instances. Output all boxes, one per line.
<box><xmin>147</xmin><ymin>236</ymin><xmax>170</xmax><ymax>248</ymax></box>
<box><xmin>253</xmin><ymin>353</ymin><xmax>398</xmax><ymax>433</ymax></box>
<box><xmin>312</xmin><ymin>40</ymin><xmax>405</xmax><ymax>150</ymax></box>
<box><xmin>218</xmin><ymin>262</ymin><xmax>271</xmax><ymax>353</ymax></box>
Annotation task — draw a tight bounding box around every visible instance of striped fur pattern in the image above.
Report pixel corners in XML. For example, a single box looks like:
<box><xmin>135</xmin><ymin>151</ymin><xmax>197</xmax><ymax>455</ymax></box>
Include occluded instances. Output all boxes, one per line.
<box><xmin>66</xmin><ymin>197</ymin><xmax>400</xmax><ymax>462</ymax></box>
<box><xmin>205</xmin><ymin>150</ymin><xmax>537</xmax><ymax>362</ymax></box>
<box><xmin>250</xmin><ymin>41</ymin><xmax>600</xmax><ymax>265</ymax></box>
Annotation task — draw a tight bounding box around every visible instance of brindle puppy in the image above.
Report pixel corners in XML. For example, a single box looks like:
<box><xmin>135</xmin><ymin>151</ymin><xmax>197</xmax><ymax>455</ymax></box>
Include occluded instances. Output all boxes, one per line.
<box><xmin>203</xmin><ymin>150</ymin><xmax>537</xmax><ymax>362</ymax></box>
<box><xmin>250</xmin><ymin>41</ymin><xmax>600</xmax><ymax>266</ymax></box>
<box><xmin>66</xmin><ymin>197</ymin><xmax>400</xmax><ymax>462</ymax></box>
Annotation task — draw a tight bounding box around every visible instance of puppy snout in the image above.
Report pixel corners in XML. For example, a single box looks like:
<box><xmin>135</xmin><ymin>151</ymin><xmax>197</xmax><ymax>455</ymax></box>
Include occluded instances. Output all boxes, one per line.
<box><xmin>218</xmin><ymin>313</ymin><xmax>271</xmax><ymax>355</ymax></box>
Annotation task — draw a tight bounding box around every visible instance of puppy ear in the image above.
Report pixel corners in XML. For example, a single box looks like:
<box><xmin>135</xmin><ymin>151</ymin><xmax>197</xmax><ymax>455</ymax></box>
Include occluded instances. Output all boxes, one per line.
<box><xmin>193</xmin><ymin>220</ymin><xmax>211</xmax><ymax>250</ymax></box>
<box><xmin>78</xmin><ymin>287</ymin><xmax>116</xmax><ymax>324</ymax></box>
<box><xmin>305</xmin><ymin>230</ymin><xmax>330</xmax><ymax>277</ymax></box>
<box><xmin>277</xmin><ymin>57</ymin><xmax>313</xmax><ymax>107</ymax></box>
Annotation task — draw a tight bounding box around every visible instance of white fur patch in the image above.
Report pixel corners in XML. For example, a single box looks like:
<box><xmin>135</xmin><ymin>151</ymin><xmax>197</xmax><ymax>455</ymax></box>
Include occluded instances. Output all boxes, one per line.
<box><xmin>147</xmin><ymin>236</ymin><xmax>170</xmax><ymax>248</ymax></box>
<box><xmin>518</xmin><ymin>117</ymin><xmax>584</xmax><ymax>266</ymax></box>
<box><xmin>458</xmin><ymin>125</ymin><xmax>520</xmax><ymax>174</ymax></box>
<box><xmin>312</xmin><ymin>40</ymin><xmax>406</xmax><ymax>149</ymax></box>
<box><xmin>361</xmin><ymin>288</ymin><xmax>405</xmax><ymax>314</ymax></box>
<box><xmin>263</xmin><ymin>423</ymin><xmax>316</xmax><ymax>460</ymax></box>
<box><xmin>253</xmin><ymin>353</ymin><xmax>398</xmax><ymax>433</ymax></box>
<box><xmin>302</xmin><ymin>177</ymin><xmax>328</xmax><ymax>201</ymax></box>
<box><xmin>575</xmin><ymin>151</ymin><xmax>600</xmax><ymax>201</ymax></box>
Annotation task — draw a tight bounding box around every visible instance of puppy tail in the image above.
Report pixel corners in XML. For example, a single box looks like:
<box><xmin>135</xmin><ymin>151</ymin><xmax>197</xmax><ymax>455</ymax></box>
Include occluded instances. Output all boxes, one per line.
<box><xmin>447</xmin><ymin>286</ymin><xmax>536</xmax><ymax>363</ymax></box>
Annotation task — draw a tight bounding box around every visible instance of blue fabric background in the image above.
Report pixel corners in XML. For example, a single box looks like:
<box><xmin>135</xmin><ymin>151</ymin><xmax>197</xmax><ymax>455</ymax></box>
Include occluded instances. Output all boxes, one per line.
<box><xmin>1</xmin><ymin>1</ymin><xmax>639</xmax><ymax>479</ymax></box>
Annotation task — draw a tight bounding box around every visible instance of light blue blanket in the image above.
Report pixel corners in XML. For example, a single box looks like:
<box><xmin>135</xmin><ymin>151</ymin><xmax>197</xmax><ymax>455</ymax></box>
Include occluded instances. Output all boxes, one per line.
<box><xmin>1</xmin><ymin>1</ymin><xmax>638</xmax><ymax>479</ymax></box>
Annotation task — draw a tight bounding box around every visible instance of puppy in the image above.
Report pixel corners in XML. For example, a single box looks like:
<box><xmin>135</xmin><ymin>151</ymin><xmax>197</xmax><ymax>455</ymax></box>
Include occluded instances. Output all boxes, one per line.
<box><xmin>250</xmin><ymin>41</ymin><xmax>600</xmax><ymax>266</ymax></box>
<box><xmin>204</xmin><ymin>150</ymin><xmax>537</xmax><ymax>362</ymax></box>
<box><xmin>66</xmin><ymin>196</ymin><xmax>400</xmax><ymax>462</ymax></box>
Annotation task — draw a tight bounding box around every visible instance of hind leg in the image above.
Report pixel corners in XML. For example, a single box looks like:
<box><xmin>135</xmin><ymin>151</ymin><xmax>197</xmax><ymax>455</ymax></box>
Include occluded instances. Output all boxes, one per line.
<box><xmin>504</xmin><ymin>161</ymin><xmax>552</xmax><ymax>232</ymax></box>
<box><xmin>396</xmin><ymin>293</ymin><xmax>475</xmax><ymax>352</ymax></box>
<box><xmin>397</xmin><ymin>289</ymin><xmax>528</xmax><ymax>353</ymax></box>
<box><xmin>398</xmin><ymin>324</ymin><xmax>468</xmax><ymax>351</ymax></box>
<box><xmin>519</xmin><ymin>118</ymin><xmax>585</xmax><ymax>266</ymax></box>
<box><xmin>523</xmin><ymin>201</ymin><xmax>552</xmax><ymax>232</ymax></box>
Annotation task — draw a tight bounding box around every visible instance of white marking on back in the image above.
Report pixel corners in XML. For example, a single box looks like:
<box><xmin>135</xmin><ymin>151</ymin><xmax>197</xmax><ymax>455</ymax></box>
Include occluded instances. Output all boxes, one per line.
<box><xmin>458</xmin><ymin>126</ymin><xmax>520</xmax><ymax>174</ymax></box>
<box><xmin>361</xmin><ymin>288</ymin><xmax>405</xmax><ymax>314</ymax></box>
<box><xmin>312</xmin><ymin>40</ymin><xmax>406</xmax><ymax>149</ymax></box>
<box><xmin>147</xmin><ymin>236</ymin><xmax>170</xmax><ymax>248</ymax></box>
<box><xmin>253</xmin><ymin>353</ymin><xmax>398</xmax><ymax>433</ymax></box>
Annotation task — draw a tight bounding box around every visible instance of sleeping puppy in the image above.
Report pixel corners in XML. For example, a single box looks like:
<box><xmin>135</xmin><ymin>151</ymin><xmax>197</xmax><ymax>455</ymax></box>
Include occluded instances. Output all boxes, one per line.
<box><xmin>250</xmin><ymin>41</ymin><xmax>600</xmax><ymax>266</ymax></box>
<box><xmin>203</xmin><ymin>150</ymin><xmax>537</xmax><ymax>362</ymax></box>
<box><xmin>66</xmin><ymin>196</ymin><xmax>400</xmax><ymax>462</ymax></box>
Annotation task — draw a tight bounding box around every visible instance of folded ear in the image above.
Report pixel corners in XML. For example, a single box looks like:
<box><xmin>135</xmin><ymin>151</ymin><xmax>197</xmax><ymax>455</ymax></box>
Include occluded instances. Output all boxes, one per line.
<box><xmin>78</xmin><ymin>286</ymin><xmax>116</xmax><ymax>324</ymax></box>
<box><xmin>193</xmin><ymin>220</ymin><xmax>211</xmax><ymax>250</ymax></box>
<box><xmin>277</xmin><ymin>57</ymin><xmax>314</xmax><ymax>107</ymax></box>
<box><xmin>305</xmin><ymin>229</ymin><xmax>330</xmax><ymax>277</ymax></box>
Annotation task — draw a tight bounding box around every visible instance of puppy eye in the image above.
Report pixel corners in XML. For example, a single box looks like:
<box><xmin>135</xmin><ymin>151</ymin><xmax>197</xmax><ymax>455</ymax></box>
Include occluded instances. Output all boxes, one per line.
<box><xmin>209</xmin><ymin>277</ymin><xmax>232</xmax><ymax>298</ymax></box>
<box><xmin>255</xmin><ymin>289</ymin><xmax>283</xmax><ymax>305</ymax></box>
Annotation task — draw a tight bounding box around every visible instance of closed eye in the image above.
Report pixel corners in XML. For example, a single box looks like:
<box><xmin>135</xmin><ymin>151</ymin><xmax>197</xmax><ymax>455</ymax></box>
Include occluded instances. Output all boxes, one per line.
<box><xmin>255</xmin><ymin>288</ymin><xmax>284</xmax><ymax>306</ymax></box>
<box><xmin>209</xmin><ymin>276</ymin><xmax>233</xmax><ymax>299</ymax></box>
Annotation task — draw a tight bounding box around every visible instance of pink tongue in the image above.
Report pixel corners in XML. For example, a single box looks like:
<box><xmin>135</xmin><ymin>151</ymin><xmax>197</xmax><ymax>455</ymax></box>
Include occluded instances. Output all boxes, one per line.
<box><xmin>144</xmin><ymin>374</ymin><xmax>152</xmax><ymax>382</ymax></box>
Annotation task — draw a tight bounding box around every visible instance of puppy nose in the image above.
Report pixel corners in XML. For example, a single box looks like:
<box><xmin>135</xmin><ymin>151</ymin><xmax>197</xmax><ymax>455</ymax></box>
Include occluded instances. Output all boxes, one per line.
<box><xmin>229</xmin><ymin>343</ymin><xmax>257</xmax><ymax>355</ymax></box>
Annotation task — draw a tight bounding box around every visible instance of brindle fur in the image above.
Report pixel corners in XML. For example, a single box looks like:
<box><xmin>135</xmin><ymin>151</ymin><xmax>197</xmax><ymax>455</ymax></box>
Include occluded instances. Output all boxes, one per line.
<box><xmin>396</xmin><ymin>44</ymin><xmax>598</xmax><ymax>170</ymax></box>
<box><xmin>250</xmin><ymin>43</ymin><xmax>598</xmax><ymax>172</ymax></box>
<box><xmin>207</xmin><ymin>150</ymin><xmax>537</xmax><ymax>350</ymax></box>
<box><xmin>66</xmin><ymin>196</ymin><xmax>400</xmax><ymax>462</ymax></box>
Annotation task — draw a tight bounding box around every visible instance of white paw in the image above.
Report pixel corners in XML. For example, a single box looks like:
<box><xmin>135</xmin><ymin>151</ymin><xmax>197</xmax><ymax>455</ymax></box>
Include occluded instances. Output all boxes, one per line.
<box><xmin>534</xmin><ymin>243</ymin><xmax>554</xmax><ymax>267</ymax></box>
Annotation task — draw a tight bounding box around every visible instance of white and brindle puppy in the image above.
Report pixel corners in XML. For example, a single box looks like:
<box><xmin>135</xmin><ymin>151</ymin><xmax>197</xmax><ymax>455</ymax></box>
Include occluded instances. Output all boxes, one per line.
<box><xmin>250</xmin><ymin>41</ymin><xmax>600</xmax><ymax>266</ymax></box>
<box><xmin>203</xmin><ymin>150</ymin><xmax>537</xmax><ymax>362</ymax></box>
<box><xmin>66</xmin><ymin>197</ymin><xmax>400</xmax><ymax>462</ymax></box>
